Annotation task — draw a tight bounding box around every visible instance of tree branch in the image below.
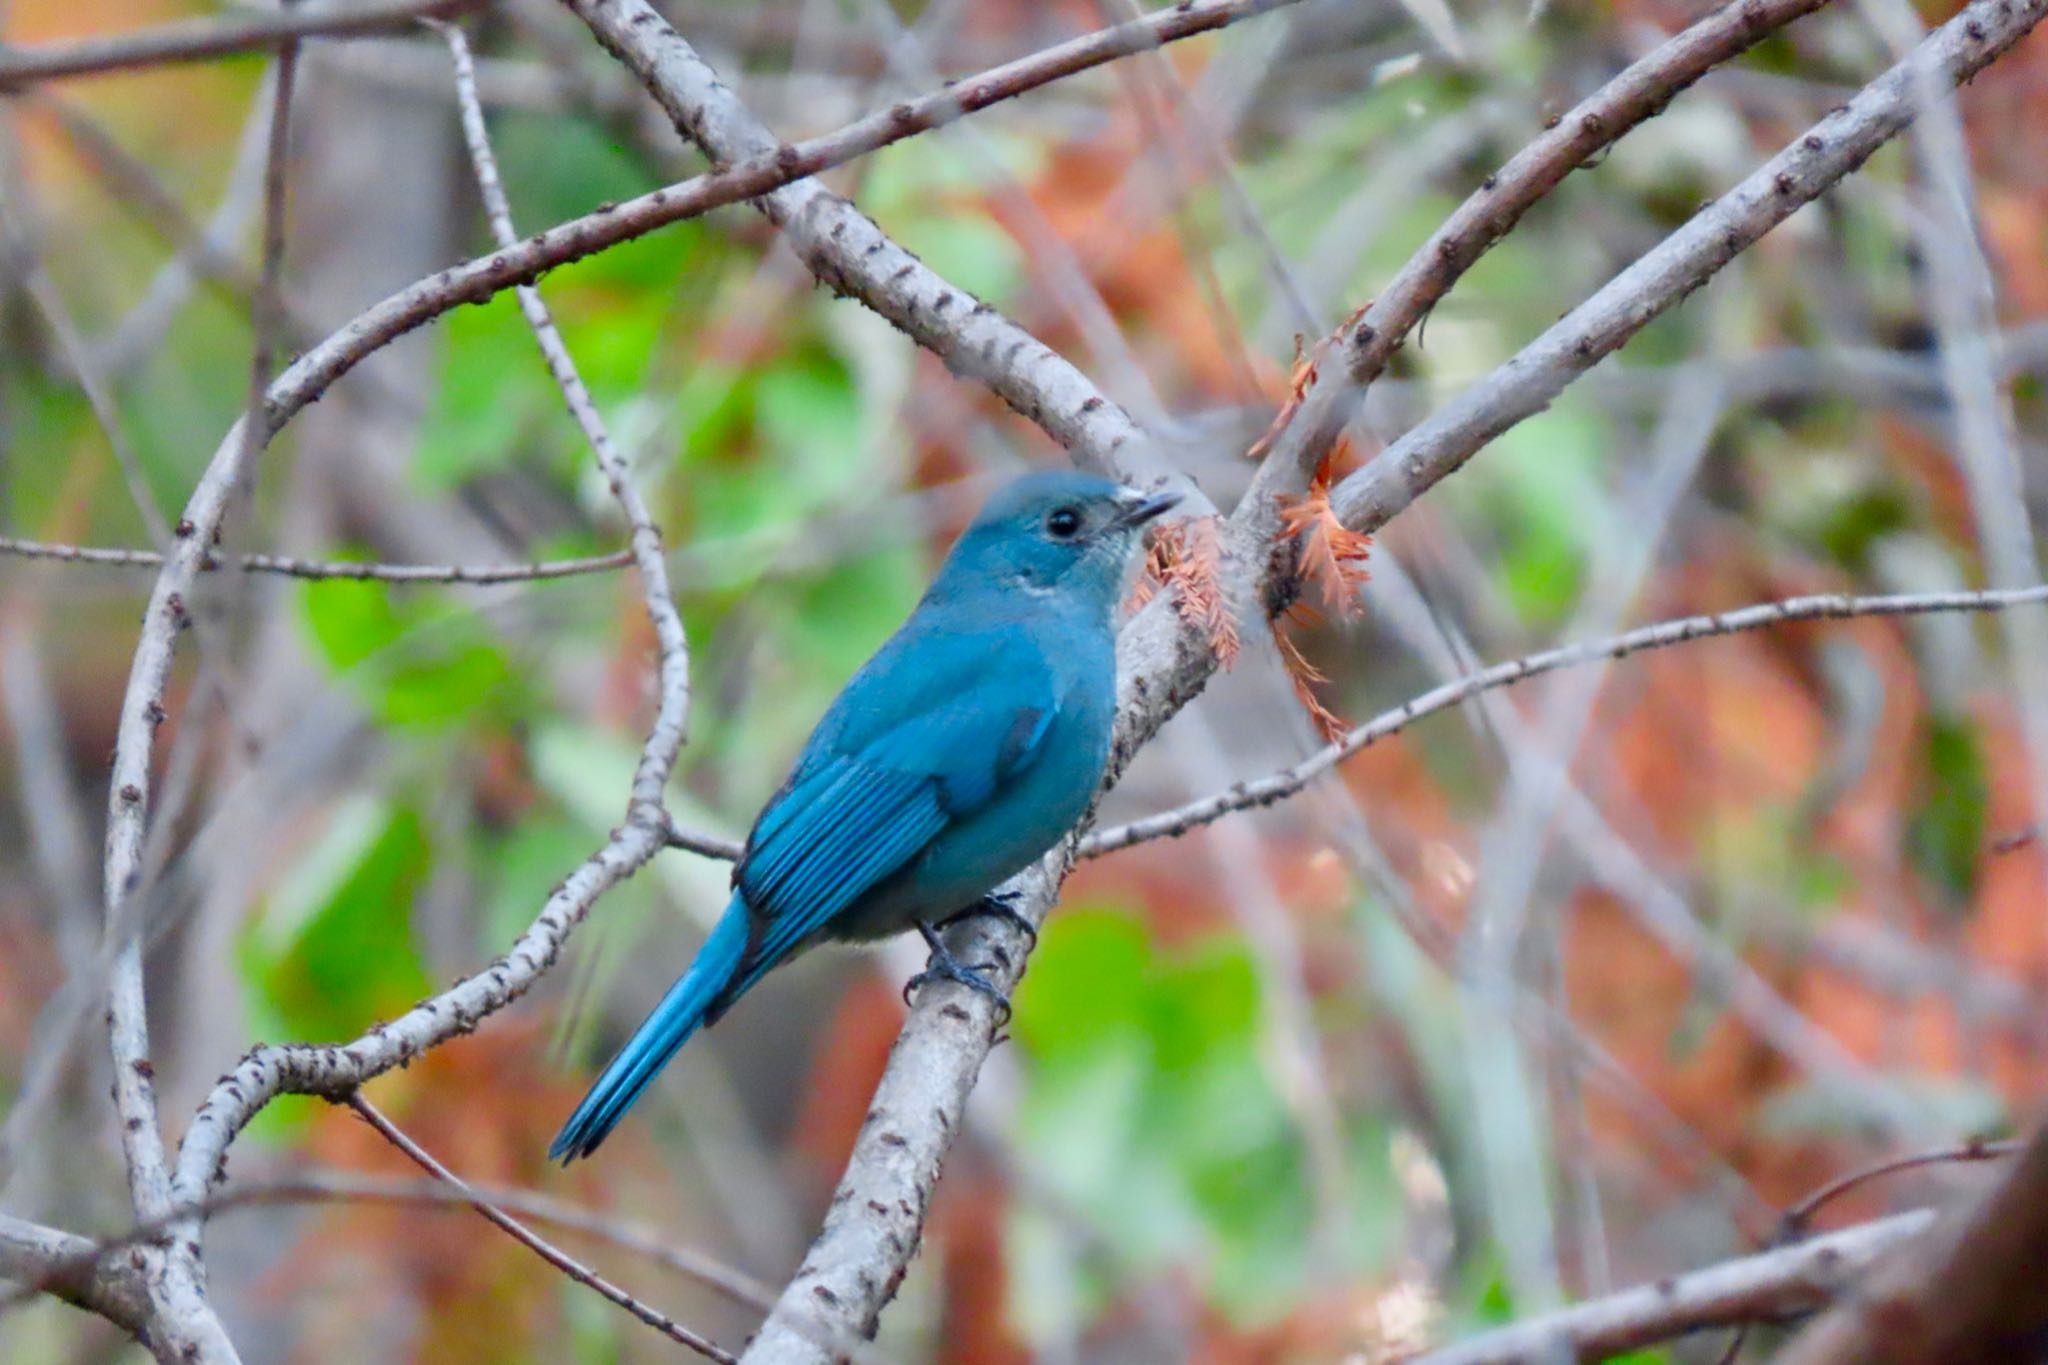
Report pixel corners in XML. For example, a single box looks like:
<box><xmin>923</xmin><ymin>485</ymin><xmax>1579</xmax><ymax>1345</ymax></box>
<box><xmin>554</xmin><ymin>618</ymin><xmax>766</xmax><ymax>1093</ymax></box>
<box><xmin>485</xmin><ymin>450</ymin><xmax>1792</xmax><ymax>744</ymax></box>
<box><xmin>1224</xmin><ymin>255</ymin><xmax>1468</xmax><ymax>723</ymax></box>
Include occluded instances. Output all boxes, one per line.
<box><xmin>0</xmin><ymin>0</ymin><xmax>479</xmax><ymax>88</ymax></box>
<box><xmin>0</xmin><ymin>1213</ymin><xmax>148</xmax><ymax>1336</ymax></box>
<box><xmin>0</xmin><ymin>1170</ymin><xmax>773</xmax><ymax>1323</ymax></box>
<box><xmin>555</xmin><ymin>0</ymin><xmax>1306</xmax><ymax>486</ymax></box>
<box><xmin>347</xmin><ymin>1094</ymin><xmax>734</xmax><ymax>1364</ymax></box>
<box><xmin>1412</xmin><ymin>1210</ymin><xmax>1936</xmax><ymax>1365</ymax></box>
<box><xmin>1238</xmin><ymin>0</ymin><xmax>1840</xmax><ymax>533</ymax></box>
<box><xmin>1331</xmin><ymin>0</ymin><xmax>2048</xmax><ymax>534</ymax></box>
<box><xmin>187</xmin><ymin>0</ymin><xmax>1302</xmax><ymax>491</ymax></box>
<box><xmin>1084</xmin><ymin>583</ymin><xmax>2048</xmax><ymax>855</ymax></box>
<box><xmin>705</xmin><ymin>0</ymin><xmax>2045</xmax><ymax>1352</ymax></box>
<box><xmin>1776</xmin><ymin>1122</ymin><xmax>2048</xmax><ymax>1364</ymax></box>
<box><xmin>0</xmin><ymin>535</ymin><xmax>635</xmax><ymax>584</ymax></box>
<box><xmin>170</xmin><ymin>13</ymin><xmax>697</xmax><ymax>1233</ymax></box>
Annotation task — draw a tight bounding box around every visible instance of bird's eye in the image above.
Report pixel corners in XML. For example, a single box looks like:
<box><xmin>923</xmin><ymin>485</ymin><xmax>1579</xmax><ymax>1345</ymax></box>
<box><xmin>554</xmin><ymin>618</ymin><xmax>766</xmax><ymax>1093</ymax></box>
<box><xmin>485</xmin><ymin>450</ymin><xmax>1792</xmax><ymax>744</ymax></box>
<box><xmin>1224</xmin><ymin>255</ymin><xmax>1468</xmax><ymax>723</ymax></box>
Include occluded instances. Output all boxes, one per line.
<box><xmin>1045</xmin><ymin>506</ymin><xmax>1083</xmax><ymax>539</ymax></box>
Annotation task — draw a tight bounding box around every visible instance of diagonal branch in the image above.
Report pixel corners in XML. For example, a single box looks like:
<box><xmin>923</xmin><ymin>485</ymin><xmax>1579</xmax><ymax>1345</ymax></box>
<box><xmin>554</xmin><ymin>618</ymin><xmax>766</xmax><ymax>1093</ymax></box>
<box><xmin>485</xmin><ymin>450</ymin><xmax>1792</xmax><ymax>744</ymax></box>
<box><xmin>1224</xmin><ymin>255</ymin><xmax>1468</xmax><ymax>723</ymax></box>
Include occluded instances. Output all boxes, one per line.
<box><xmin>700</xmin><ymin>0</ymin><xmax>2045</xmax><ymax>1354</ymax></box>
<box><xmin>0</xmin><ymin>0</ymin><xmax>479</xmax><ymax>88</ymax></box>
<box><xmin>1236</xmin><ymin>0</ymin><xmax>1840</xmax><ymax>533</ymax></box>
<box><xmin>1776</xmin><ymin>1121</ymin><xmax>2048</xmax><ymax>1364</ymax></box>
<box><xmin>1331</xmin><ymin>0</ymin><xmax>2048</xmax><ymax>534</ymax></box>
<box><xmin>1413</xmin><ymin>1209</ymin><xmax>1936</xmax><ymax>1365</ymax></box>
<box><xmin>556</xmin><ymin>0</ymin><xmax>1304</xmax><ymax>487</ymax></box>
<box><xmin>1083</xmin><ymin>583</ymin><xmax>2048</xmax><ymax>854</ymax></box>
<box><xmin>348</xmin><ymin>1094</ymin><xmax>734</xmax><ymax>1364</ymax></box>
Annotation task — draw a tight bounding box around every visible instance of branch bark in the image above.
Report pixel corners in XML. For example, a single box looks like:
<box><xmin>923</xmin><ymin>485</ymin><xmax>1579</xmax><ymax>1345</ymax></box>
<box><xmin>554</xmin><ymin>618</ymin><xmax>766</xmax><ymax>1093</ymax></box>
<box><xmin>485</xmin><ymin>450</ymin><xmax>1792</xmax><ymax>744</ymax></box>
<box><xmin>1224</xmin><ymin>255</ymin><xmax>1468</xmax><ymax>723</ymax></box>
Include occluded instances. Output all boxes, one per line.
<box><xmin>704</xmin><ymin>0</ymin><xmax>2041</xmax><ymax>1354</ymax></box>
<box><xmin>0</xmin><ymin>1213</ymin><xmax>149</xmax><ymax>1337</ymax></box>
<box><xmin>1776</xmin><ymin>1123</ymin><xmax>2048</xmax><ymax>1364</ymax></box>
<box><xmin>0</xmin><ymin>0</ymin><xmax>478</xmax><ymax>88</ymax></box>
<box><xmin>1413</xmin><ymin>1210</ymin><xmax>1935</xmax><ymax>1365</ymax></box>
<box><xmin>0</xmin><ymin>534</ymin><xmax>635</xmax><ymax>584</ymax></box>
<box><xmin>1084</xmin><ymin>583</ymin><xmax>2048</xmax><ymax>854</ymax></box>
<box><xmin>1331</xmin><ymin>0</ymin><xmax>2048</xmax><ymax>534</ymax></box>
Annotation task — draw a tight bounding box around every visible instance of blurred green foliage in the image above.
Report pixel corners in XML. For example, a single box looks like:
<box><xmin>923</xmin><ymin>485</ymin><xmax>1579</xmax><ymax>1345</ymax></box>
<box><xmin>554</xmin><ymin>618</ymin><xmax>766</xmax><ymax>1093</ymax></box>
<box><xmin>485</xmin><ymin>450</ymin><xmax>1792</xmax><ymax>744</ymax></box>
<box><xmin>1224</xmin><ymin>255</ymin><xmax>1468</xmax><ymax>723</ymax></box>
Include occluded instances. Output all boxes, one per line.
<box><xmin>1008</xmin><ymin>908</ymin><xmax>1397</xmax><ymax>1331</ymax></box>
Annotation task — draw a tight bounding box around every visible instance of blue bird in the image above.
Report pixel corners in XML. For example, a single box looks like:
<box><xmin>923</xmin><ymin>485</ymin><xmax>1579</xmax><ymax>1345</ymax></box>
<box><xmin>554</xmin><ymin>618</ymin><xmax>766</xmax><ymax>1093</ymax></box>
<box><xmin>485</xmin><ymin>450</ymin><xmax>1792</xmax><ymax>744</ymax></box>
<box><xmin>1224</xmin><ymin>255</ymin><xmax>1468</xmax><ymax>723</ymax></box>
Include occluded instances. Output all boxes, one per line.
<box><xmin>550</xmin><ymin>470</ymin><xmax>1179</xmax><ymax>1161</ymax></box>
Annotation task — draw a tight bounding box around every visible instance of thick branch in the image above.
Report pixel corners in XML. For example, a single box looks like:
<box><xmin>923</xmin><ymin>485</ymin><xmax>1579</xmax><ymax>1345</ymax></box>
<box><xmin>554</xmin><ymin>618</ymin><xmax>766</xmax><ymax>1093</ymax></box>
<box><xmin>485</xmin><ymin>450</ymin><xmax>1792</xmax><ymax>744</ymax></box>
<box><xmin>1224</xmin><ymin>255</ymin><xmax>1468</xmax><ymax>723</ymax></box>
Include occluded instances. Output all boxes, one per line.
<box><xmin>0</xmin><ymin>0</ymin><xmax>478</xmax><ymax>88</ymax></box>
<box><xmin>0</xmin><ymin>1213</ymin><xmax>148</xmax><ymax>1335</ymax></box>
<box><xmin>720</xmin><ymin>0</ymin><xmax>2046</xmax><ymax>1353</ymax></box>
<box><xmin>1414</xmin><ymin>1210</ymin><xmax>1934</xmax><ymax>1365</ymax></box>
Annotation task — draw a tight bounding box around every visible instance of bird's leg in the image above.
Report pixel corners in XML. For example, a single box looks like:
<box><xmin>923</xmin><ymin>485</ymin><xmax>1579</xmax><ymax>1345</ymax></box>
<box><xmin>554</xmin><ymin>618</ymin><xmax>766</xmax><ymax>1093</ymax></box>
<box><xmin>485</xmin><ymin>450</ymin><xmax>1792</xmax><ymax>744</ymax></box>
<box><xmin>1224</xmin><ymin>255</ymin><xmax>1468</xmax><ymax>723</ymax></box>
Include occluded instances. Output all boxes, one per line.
<box><xmin>936</xmin><ymin>889</ymin><xmax>1038</xmax><ymax>951</ymax></box>
<box><xmin>904</xmin><ymin>919</ymin><xmax>1012</xmax><ymax>1025</ymax></box>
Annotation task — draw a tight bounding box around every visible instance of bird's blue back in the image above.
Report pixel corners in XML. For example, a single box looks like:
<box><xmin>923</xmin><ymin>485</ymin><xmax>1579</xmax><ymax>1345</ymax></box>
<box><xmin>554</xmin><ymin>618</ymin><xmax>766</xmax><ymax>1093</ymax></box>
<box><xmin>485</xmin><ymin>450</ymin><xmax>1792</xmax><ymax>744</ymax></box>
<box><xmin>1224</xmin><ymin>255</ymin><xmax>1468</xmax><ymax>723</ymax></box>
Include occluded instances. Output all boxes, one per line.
<box><xmin>551</xmin><ymin>471</ymin><xmax>1164</xmax><ymax>1161</ymax></box>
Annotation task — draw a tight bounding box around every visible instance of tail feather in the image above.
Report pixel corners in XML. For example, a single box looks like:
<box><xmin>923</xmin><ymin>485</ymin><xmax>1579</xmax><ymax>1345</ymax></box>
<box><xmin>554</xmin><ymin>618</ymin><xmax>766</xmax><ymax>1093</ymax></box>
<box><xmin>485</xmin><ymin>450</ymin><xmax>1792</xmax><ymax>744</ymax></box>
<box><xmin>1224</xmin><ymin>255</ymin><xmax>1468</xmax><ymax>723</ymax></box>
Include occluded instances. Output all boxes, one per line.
<box><xmin>549</xmin><ymin>896</ymin><xmax>750</xmax><ymax>1163</ymax></box>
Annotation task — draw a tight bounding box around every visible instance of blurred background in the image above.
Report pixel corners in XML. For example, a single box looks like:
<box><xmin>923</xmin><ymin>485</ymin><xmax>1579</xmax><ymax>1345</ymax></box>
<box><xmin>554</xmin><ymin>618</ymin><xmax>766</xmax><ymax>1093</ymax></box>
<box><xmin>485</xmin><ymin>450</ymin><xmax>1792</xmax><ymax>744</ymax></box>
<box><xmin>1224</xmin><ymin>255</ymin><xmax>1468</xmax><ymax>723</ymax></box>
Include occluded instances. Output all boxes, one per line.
<box><xmin>2</xmin><ymin>0</ymin><xmax>2047</xmax><ymax>1359</ymax></box>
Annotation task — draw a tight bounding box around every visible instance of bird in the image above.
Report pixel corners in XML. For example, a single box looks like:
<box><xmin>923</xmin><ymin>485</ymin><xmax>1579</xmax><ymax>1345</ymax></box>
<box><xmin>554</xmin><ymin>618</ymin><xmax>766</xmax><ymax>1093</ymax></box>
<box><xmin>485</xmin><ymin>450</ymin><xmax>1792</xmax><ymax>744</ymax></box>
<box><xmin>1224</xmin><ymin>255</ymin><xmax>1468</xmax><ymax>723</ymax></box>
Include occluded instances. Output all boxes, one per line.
<box><xmin>550</xmin><ymin>469</ymin><xmax>1181</xmax><ymax>1162</ymax></box>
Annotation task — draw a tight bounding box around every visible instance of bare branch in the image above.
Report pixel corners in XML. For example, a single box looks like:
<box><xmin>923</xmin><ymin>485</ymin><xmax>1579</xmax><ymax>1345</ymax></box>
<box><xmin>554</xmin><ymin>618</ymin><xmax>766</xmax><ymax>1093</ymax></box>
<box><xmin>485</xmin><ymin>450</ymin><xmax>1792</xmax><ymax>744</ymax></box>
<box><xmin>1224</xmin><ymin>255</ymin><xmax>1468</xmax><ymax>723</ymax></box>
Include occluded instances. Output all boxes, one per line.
<box><xmin>0</xmin><ymin>0</ymin><xmax>479</xmax><ymax>88</ymax></box>
<box><xmin>1331</xmin><ymin>0</ymin><xmax>2048</xmax><ymax>534</ymax></box>
<box><xmin>717</xmin><ymin>0</ymin><xmax>2046</xmax><ymax>1352</ymax></box>
<box><xmin>169</xmin><ymin>17</ymin><xmax>697</xmax><ymax>1235</ymax></box>
<box><xmin>1413</xmin><ymin>1210</ymin><xmax>1936</xmax><ymax>1365</ymax></box>
<box><xmin>0</xmin><ymin>1213</ymin><xmax>148</xmax><ymax>1335</ymax></box>
<box><xmin>227</xmin><ymin>0</ymin><xmax>1285</xmax><ymax>489</ymax></box>
<box><xmin>1239</xmin><ymin>0</ymin><xmax>1839</xmax><ymax>530</ymax></box>
<box><xmin>1084</xmin><ymin>583</ymin><xmax>2048</xmax><ymax>855</ymax></box>
<box><xmin>0</xmin><ymin>535</ymin><xmax>635</xmax><ymax>584</ymax></box>
<box><xmin>347</xmin><ymin>1095</ymin><xmax>735</xmax><ymax>1364</ymax></box>
<box><xmin>1777</xmin><ymin>1122</ymin><xmax>2048</xmax><ymax>1364</ymax></box>
<box><xmin>558</xmin><ymin>0</ymin><xmax>1310</xmax><ymax>486</ymax></box>
<box><xmin>0</xmin><ymin>1170</ymin><xmax>772</xmax><ymax>1323</ymax></box>
<box><xmin>79</xmin><ymin>25</ymin><xmax>307</xmax><ymax>1365</ymax></box>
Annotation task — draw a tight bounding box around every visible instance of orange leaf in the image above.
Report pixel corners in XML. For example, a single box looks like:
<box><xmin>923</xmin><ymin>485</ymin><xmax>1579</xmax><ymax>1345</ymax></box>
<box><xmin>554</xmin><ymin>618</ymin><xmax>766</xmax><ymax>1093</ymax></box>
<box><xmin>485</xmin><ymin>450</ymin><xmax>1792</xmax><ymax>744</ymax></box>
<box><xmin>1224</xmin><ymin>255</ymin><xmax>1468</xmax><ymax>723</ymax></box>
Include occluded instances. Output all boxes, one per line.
<box><xmin>1144</xmin><ymin>517</ymin><xmax>1241</xmax><ymax>668</ymax></box>
<box><xmin>1280</xmin><ymin>475</ymin><xmax>1374</xmax><ymax>617</ymax></box>
<box><xmin>1276</xmin><ymin>622</ymin><xmax>1347</xmax><ymax>743</ymax></box>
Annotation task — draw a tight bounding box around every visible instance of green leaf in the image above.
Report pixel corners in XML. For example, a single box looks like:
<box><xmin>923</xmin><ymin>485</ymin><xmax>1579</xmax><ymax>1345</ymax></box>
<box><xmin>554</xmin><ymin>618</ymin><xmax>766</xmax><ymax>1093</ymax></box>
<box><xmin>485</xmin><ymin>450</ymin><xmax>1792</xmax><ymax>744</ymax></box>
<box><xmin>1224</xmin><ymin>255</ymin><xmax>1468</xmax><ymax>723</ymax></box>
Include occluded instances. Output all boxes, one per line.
<box><xmin>299</xmin><ymin>577</ymin><xmax>521</xmax><ymax>731</ymax></box>
<box><xmin>238</xmin><ymin>798</ymin><xmax>435</xmax><ymax>1043</ymax></box>
<box><xmin>1906</xmin><ymin>716</ymin><xmax>1990</xmax><ymax>909</ymax></box>
<box><xmin>1009</xmin><ymin>910</ymin><xmax>1393</xmax><ymax>1328</ymax></box>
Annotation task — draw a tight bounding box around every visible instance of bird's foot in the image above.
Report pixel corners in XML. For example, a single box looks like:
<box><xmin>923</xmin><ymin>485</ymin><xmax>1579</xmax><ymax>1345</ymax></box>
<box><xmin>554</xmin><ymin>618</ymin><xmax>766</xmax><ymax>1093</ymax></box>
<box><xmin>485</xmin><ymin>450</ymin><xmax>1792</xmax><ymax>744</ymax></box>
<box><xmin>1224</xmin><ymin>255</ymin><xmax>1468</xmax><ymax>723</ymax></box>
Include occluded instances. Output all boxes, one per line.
<box><xmin>904</xmin><ymin>919</ymin><xmax>1012</xmax><ymax>1026</ymax></box>
<box><xmin>938</xmin><ymin>890</ymin><xmax>1038</xmax><ymax>951</ymax></box>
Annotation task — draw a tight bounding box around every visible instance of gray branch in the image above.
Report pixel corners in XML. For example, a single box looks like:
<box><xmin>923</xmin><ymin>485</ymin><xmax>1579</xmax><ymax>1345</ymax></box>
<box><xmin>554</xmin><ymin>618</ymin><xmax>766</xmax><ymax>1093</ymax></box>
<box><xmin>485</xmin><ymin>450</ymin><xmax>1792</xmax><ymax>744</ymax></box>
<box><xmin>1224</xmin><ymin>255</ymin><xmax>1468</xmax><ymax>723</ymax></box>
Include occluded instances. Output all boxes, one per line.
<box><xmin>1415</xmin><ymin>1210</ymin><xmax>1934</xmax><ymax>1364</ymax></box>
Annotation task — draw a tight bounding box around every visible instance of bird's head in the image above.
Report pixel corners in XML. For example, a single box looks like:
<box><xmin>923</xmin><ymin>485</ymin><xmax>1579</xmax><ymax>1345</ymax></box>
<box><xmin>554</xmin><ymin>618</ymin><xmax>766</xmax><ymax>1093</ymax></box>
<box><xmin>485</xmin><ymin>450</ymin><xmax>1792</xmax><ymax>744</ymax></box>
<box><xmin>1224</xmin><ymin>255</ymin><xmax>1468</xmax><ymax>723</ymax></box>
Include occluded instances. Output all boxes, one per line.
<box><xmin>931</xmin><ymin>469</ymin><xmax>1182</xmax><ymax>611</ymax></box>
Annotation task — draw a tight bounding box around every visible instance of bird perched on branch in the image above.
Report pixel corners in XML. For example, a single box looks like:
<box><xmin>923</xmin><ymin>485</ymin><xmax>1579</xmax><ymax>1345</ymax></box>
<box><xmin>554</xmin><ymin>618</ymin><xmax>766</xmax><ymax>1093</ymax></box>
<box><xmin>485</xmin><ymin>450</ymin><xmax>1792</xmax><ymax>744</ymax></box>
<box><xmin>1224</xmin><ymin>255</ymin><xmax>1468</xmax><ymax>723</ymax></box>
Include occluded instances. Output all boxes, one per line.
<box><xmin>551</xmin><ymin>470</ymin><xmax>1180</xmax><ymax>1161</ymax></box>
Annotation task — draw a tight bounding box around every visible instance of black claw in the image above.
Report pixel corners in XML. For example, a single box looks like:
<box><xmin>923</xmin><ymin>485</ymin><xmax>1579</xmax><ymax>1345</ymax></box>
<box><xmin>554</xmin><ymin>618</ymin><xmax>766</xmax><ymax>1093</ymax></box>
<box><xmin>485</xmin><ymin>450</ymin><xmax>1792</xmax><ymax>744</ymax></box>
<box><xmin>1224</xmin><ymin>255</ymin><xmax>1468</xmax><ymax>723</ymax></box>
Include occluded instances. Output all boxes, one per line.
<box><xmin>906</xmin><ymin>920</ymin><xmax>1013</xmax><ymax>1025</ymax></box>
<box><xmin>938</xmin><ymin>891</ymin><xmax>1038</xmax><ymax>950</ymax></box>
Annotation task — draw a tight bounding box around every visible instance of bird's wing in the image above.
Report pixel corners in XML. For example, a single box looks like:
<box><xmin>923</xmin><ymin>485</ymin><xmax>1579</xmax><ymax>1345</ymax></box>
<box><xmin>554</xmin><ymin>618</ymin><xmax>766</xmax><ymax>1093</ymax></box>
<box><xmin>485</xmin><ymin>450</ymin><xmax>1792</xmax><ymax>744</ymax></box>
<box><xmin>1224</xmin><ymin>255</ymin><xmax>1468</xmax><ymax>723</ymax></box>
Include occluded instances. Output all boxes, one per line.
<box><xmin>731</xmin><ymin>634</ymin><xmax>1055</xmax><ymax>981</ymax></box>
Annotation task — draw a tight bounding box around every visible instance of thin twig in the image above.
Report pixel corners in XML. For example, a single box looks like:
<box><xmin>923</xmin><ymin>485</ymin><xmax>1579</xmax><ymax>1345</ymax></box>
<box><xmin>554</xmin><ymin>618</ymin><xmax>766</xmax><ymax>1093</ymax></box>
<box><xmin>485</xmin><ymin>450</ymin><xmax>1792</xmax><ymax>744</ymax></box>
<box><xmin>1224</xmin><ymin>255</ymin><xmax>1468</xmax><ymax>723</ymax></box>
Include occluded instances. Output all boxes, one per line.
<box><xmin>346</xmin><ymin>1096</ymin><xmax>736</xmax><ymax>1365</ymax></box>
<box><xmin>1711</xmin><ymin>1137</ymin><xmax>2023</xmax><ymax>1363</ymax></box>
<box><xmin>168</xmin><ymin>14</ymin><xmax>698</xmax><ymax>1250</ymax></box>
<box><xmin>0</xmin><ymin>534</ymin><xmax>634</xmax><ymax>584</ymax></box>
<box><xmin>1085</xmin><ymin>584</ymin><xmax>2048</xmax><ymax>854</ymax></box>
<box><xmin>0</xmin><ymin>0</ymin><xmax>479</xmax><ymax>88</ymax></box>
<box><xmin>0</xmin><ymin>1167</ymin><xmax>772</xmax><ymax>1322</ymax></box>
<box><xmin>1777</xmin><ymin>1122</ymin><xmax>2048</xmax><ymax>1363</ymax></box>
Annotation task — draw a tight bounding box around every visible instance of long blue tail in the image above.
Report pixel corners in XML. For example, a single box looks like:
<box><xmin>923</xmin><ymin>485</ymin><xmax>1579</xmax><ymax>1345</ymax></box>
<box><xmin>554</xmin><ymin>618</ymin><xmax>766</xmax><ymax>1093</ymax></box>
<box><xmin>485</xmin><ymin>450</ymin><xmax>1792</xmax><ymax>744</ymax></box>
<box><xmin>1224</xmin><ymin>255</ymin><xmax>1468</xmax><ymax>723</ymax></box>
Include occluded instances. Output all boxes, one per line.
<box><xmin>550</xmin><ymin>895</ymin><xmax>750</xmax><ymax>1163</ymax></box>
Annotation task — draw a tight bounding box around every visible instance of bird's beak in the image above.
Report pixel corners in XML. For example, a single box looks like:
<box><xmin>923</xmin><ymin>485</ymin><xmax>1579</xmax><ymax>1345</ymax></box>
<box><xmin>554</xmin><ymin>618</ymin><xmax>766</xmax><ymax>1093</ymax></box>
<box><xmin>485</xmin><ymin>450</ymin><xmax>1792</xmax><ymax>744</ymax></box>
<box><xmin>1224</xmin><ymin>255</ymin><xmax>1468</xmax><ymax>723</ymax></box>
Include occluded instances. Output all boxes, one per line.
<box><xmin>1111</xmin><ymin>487</ymin><xmax>1183</xmax><ymax>530</ymax></box>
